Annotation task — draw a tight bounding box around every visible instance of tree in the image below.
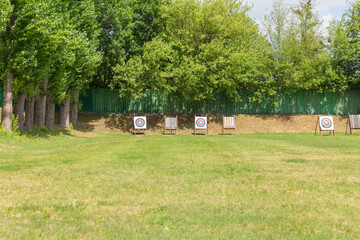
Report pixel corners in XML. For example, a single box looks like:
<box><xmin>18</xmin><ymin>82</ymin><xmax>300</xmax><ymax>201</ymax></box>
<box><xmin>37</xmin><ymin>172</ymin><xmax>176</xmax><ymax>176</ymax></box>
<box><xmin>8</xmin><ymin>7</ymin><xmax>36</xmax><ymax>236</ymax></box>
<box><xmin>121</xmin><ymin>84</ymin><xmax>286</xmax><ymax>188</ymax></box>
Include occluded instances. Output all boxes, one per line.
<box><xmin>0</xmin><ymin>0</ymin><xmax>13</xmax><ymax>131</ymax></box>
<box><xmin>263</xmin><ymin>0</ymin><xmax>346</xmax><ymax>92</ymax></box>
<box><xmin>263</xmin><ymin>0</ymin><xmax>293</xmax><ymax>57</ymax></box>
<box><xmin>113</xmin><ymin>0</ymin><xmax>275</xmax><ymax>107</ymax></box>
<box><xmin>1</xmin><ymin>0</ymin><xmax>100</xmax><ymax>131</ymax></box>
<box><xmin>57</xmin><ymin>0</ymin><xmax>101</xmax><ymax>129</ymax></box>
<box><xmin>328</xmin><ymin>1</ymin><xmax>360</xmax><ymax>89</ymax></box>
<box><xmin>17</xmin><ymin>1</ymin><xmax>65</xmax><ymax>130</ymax></box>
<box><xmin>92</xmin><ymin>0</ymin><xmax>165</xmax><ymax>88</ymax></box>
<box><xmin>0</xmin><ymin>1</ymin><xmax>67</xmax><ymax>131</ymax></box>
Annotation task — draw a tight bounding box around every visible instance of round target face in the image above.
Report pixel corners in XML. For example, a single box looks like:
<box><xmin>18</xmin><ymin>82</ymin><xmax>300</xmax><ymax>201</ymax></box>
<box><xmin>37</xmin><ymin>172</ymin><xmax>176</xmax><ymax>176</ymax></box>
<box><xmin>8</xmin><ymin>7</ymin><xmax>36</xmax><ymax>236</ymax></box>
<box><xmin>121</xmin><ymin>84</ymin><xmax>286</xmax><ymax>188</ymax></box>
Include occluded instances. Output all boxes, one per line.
<box><xmin>196</xmin><ymin>118</ymin><xmax>206</xmax><ymax>127</ymax></box>
<box><xmin>135</xmin><ymin>118</ymin><xmax>145</xmax><ymax>127</ymax></box>
<box><xmin>321</xmin><ymin>118</ymin><xmax>332</xmax><ymax>128</ymax></box>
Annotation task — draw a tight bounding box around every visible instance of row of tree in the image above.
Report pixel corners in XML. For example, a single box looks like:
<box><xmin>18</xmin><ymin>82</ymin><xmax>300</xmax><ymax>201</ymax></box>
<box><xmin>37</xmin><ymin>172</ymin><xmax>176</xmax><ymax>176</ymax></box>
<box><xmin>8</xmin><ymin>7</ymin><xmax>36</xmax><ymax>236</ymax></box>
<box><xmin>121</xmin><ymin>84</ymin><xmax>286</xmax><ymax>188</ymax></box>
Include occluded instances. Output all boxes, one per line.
<box><xmin>0</xmin><ymin>0</ymin><xmax>101</xmax><ymax>132</ymax></box>
<box><xmin>1</xmin><ymin>0</ymin><xmax>360</xmax><ymax>132</ymax></box>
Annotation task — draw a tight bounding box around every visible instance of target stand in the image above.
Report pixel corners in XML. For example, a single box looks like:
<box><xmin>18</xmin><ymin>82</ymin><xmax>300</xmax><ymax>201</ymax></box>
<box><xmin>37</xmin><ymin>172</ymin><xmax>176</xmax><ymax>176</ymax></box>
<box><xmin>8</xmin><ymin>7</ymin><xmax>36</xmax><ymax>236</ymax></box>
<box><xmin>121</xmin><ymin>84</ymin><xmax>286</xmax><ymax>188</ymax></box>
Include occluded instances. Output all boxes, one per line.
<box><xmin>133</xmin><ymin>115</ymin><xmax>147</xmax><ymax>135</ymax></box>
<box><xmin>315</xmin><ymin>116</ymin><xmax>335</xmax><ymax>136</ymax></box>
<box><xmin>222</xmin><ymin>115</ymin><xmax>236</xmax><ymax>135</ymax></box>
<box><xmin>194</xmin><ymin>114</ymin><xmax>208</xmax><ymax>135</ymax></box>
<box><xmin>164</xmin><ymin>115</ymin><xmax>178</xmax><ymax>135</ymax></box>
<box><xmin>346</xmin><ymin>113</ymin><xmax>360</xmax><ymax>135</ymax></box>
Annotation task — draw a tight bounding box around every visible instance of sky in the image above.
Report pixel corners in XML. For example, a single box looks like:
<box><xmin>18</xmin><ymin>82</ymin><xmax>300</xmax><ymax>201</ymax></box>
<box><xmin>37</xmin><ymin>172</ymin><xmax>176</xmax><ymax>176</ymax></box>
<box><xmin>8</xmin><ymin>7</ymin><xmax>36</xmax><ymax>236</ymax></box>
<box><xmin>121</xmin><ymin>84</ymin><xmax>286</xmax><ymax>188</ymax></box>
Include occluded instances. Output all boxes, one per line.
<box><xmin>247</xmin><ymin>0</ymin><xmax>351</xmax><ymax>31</ymax></box>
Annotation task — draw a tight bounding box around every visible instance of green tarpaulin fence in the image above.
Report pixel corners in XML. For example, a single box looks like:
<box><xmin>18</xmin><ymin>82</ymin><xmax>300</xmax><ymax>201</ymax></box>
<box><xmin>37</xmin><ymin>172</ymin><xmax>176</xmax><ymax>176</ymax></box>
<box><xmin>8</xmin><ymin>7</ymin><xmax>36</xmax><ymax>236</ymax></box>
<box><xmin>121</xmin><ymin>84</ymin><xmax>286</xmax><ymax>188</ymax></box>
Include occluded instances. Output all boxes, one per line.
<box><xmin>80</xmin><ymin>89</ymin><xmax>360</xmax><ymax>115</ymax></box>
<box><xmin>1</xmin><ymin>88</ymin><xmax>359</xmax><ymax>114</ymax></box>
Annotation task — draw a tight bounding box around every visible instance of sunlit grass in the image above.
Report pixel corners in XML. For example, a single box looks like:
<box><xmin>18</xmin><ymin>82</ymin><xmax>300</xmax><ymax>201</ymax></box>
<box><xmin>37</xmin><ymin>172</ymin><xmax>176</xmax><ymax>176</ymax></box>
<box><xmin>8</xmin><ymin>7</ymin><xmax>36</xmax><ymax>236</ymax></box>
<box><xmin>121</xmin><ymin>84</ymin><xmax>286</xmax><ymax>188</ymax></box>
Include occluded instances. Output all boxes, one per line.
<box><xmin>1</xmin><ymin>132</ymin><xmax>360</xmax><ymax>239</ymax></box>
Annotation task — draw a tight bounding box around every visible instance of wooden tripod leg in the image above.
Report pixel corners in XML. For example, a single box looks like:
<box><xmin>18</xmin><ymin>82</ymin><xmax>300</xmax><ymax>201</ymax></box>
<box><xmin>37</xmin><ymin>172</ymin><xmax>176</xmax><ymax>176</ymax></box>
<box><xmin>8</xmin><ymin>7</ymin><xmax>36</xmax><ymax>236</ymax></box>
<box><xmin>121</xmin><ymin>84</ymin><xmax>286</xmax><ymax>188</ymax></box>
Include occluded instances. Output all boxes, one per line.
<box><xmin>206</xmin><ymin>114</ymin><xmax>208</xmax><ymax>135</ymax></box>
<box><xmin>222</xmin><ymin>116</ymin><xmax>224</xmax><ymax>135</ymax></box>
<box><xmin>133</xmin><ymin>114</ymin><xmax>136</xmax><ymax>135</ymax></box>
<box><xmin>349</xmin><ymin>116</ymin><xmax>353</xmax><ymax>135</ymax></box>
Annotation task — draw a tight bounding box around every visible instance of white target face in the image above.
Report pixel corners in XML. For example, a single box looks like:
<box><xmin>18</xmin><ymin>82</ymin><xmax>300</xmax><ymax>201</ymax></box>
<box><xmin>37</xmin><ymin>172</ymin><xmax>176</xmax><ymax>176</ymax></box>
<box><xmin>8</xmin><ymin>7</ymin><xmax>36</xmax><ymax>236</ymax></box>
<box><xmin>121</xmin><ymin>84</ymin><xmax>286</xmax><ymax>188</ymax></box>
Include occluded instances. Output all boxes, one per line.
<box><xmin>134</xmin><ymin>116</ymin><xmax>147</xmax><ymax>129</ymax></box>
<box><xmin>195</xmin><ymin>116</ymin><xmax>207</xmax><ymax>129</ymax></box>
<box><xmin>319</xmin><ymin>116</ymin><xmax>334</xmax><ymax>131</ymax></box>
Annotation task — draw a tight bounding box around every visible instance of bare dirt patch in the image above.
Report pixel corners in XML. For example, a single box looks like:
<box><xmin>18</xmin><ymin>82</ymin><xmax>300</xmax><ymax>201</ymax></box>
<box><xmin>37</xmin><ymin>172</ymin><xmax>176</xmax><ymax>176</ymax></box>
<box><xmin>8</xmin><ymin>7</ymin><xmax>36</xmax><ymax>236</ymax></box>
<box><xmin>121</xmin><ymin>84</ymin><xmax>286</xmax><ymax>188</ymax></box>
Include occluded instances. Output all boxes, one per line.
<box><xmin>76</xmin><ymin>113</ymin><xmax>349</xmax><ymax>135</ymax></box>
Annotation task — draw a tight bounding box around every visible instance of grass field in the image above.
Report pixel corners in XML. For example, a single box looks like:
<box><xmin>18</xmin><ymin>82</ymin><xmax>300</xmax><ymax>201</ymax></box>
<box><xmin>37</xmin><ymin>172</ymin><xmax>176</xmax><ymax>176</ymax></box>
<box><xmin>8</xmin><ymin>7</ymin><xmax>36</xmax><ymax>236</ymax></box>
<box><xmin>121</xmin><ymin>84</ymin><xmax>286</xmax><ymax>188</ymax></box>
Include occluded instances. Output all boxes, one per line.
<box><xmin>1</xmin><ymin>131</ymin><xmax>360</xmax><ymax>239</ymax></box>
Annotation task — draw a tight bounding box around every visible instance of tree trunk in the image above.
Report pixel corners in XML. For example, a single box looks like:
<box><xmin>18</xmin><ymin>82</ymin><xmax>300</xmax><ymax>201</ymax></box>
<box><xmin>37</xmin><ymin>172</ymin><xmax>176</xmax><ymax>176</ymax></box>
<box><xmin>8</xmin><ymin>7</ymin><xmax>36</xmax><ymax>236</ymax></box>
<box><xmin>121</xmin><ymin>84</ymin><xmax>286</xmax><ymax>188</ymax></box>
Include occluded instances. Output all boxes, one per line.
<box><xmin>60</xmin><ymin>95</ymin><xmax>71</xmax><ymax>129</ymax></box>
<box><xmin>25</xmin><ymin>95</ymin><xmax>36</xmax><ymax>130</ymax></box>
<box><xmin>14</xmin><ymin>93</ymin><xmax>27</xmax><ymax>131</ymax></box>
<box><xmin>34</xmin><ymin>78</ymin><xmax>49</xmax><ymax>128</ymax></box>
<box><xmin>1</xmin><ymin>69</ymin><xmax>14</xmax><ymax>131</ymax></box>
<box><xmin>45</xmin><ymin>93</ymin><xmax>55</xmax><ymax>131</ymax></box>
<box><xmin>70</xmin><ymin>90</ymin><xmax>80</xmax><ymax>129</ymax></box>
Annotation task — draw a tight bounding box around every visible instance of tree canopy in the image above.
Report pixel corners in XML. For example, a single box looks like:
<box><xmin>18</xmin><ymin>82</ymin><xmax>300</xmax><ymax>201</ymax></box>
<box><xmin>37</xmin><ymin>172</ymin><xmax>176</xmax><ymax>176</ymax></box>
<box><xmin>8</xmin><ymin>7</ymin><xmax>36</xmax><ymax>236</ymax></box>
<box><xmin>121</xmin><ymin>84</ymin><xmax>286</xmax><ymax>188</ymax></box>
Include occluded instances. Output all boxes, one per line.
<box><xmin>112</xmin><ymin>0</ymin><xmax>276</xmax><ymax>104</ymax></box>
<box><xmin>328</xmin><ymin>0</ymin><xmax>360</xmax><ymax>89</ymax></box>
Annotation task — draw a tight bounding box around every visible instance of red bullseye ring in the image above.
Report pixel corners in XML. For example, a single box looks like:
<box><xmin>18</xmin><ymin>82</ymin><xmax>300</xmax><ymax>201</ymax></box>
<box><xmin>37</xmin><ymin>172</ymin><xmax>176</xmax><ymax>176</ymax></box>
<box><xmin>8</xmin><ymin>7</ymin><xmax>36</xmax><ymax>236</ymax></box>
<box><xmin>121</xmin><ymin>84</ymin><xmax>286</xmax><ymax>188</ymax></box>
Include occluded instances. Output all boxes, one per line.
<box><xmin>321</xmin><ymin>118</ymin><xmax>332</xmax><ymax>128</ymax></box>
<box><xmin>135</xmin><ymin>118</ymin><xmax>146</xmax><ymax>127</ymax></box>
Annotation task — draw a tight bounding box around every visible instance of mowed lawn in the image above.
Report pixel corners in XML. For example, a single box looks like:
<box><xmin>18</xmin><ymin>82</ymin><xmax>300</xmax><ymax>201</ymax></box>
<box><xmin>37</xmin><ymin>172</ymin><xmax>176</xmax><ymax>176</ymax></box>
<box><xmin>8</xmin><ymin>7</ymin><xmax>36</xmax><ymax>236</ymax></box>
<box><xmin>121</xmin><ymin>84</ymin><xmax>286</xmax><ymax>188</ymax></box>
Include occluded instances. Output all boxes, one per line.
<box><xmin>1</xmin><ymin>132</ymin><xmax>360</xmax><ymax>239</ymax></box>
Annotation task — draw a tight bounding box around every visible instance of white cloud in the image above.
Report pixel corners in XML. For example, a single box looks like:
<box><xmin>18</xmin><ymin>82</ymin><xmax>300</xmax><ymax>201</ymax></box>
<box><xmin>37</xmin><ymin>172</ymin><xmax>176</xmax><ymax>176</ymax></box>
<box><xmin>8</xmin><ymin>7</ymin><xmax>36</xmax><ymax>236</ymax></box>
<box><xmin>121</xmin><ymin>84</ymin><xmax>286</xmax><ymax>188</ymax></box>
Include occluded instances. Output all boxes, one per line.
<box><xmin>321</xmin><ymin>14</ymin><xmax>335</xmax><ymax>29</ymax></box>
<box><xmin>316</xmin><ymin>0</ymin><xmax>347</xmax><ymax>11</ymax></box>
<box><xmin>320</xmin><ymin>14</ymin><xmax>335</xmax><ymax>37</ymax></box>
<box><xmin>246</xmin><ymin>0</ymin><xmax>348</xmax><ymax>21</ymax></box>
<box><xmin>247</xmin><ymin>0</ymin><xmax>348</xmax><ymax>34</ymax></box>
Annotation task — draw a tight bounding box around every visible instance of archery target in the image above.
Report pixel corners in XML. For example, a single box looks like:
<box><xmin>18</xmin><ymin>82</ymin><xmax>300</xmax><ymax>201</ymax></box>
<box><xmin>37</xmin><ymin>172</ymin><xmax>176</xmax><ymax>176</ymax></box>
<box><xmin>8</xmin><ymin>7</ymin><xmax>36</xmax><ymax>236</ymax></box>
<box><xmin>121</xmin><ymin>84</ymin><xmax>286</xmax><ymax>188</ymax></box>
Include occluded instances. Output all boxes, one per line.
<box><xmin>134</xmin><ymin>116</ymin><xmax>147</xmax><ymax>129</ymax></box>
<box><xmin>195</xmin><ymin>116</ymin><xmax>207</xmax><ymax>129</ymax></box>
<box><xmin>319</xmin><ymin>116</ymin><xmax>334</xmax><ymax>131</ymax></box>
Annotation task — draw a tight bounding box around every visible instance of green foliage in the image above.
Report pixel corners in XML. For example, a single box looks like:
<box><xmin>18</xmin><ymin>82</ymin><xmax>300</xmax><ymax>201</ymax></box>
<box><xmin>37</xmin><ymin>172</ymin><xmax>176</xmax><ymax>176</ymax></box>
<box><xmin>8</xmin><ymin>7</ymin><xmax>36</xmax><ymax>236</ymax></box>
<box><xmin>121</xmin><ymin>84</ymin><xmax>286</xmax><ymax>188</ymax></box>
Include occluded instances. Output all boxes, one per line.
<box><xmin>328</xmin><ymin>0</ymin><xmax>360</xmax><ymax>89</ymax></box>
<box><xmin>11</xmin><ymin>114</ymin><xmax>20</xmax><ymax>135</ymax></box>
<box><xmin>113</xmin><ymin>0</ymin><xmax>276</xmax><ymax>106</ymax></box>
<box><xmin>0</xmin><ymin>0</ymin><xmax>11</xmax><ymax>31</ymax></box>
<box><xmin>92</xmin><ymin>0</ymin><xmax>166</xmax><ymax>88</ymax></box>
<box><xmin>0</xmin><ymin>0</ymin><xmax>12</xmax><ymax>73</ymax></box>
<box><xmin>2</xmin><ymin>1</ymin><xmax>62</xmax><ymax>96</ymax></box>
<box><xmin>0</xmin><ymin>115</ymin><xmax>25</xmax><ymax>139</ymax></box>
<box><xmin>44</xmin><ymin>0</ymin><xmax>102</xmax><ymax>104</ymax></box>
<box><xmin>78</xmin><ymin>100</ymin><xmax>83</xmax><ymax>112</ymax></box>
<box><xmin>264</xmin><ymin>0</ymin><xmax>347</xmax><ymax>92</ymax></box>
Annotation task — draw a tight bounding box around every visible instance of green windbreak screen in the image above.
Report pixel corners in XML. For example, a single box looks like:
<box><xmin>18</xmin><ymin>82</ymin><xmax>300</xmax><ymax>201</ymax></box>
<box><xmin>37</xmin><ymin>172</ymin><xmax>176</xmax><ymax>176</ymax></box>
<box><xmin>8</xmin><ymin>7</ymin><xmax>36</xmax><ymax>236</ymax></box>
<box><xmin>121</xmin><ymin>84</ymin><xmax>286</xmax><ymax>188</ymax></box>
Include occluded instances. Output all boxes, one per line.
<box><xmin>1</xmin><ymin>88</ymin><xmax>358</xmax><ymax>114</ymax></box>
<box><xmin>80</xmin><ymin>89</ymin><xmax>360</xmax><ymax>115</ymax></box>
